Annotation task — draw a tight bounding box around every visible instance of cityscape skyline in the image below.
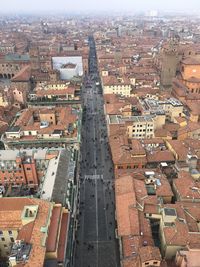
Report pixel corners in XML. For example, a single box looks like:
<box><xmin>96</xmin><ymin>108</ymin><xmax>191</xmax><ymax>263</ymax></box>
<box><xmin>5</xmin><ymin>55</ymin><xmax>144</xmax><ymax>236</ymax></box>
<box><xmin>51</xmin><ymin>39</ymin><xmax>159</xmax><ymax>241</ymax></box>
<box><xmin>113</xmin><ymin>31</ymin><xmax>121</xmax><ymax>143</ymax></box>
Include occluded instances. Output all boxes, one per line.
<box><xmin>0</xmin><ymin>3</ymin><xmax>200</xmax><ymax>267</ymax></box>
<box><xmin>1</xmin><ymin>0</ymin><xmax>200</xmax><ymax>14</ymax></box>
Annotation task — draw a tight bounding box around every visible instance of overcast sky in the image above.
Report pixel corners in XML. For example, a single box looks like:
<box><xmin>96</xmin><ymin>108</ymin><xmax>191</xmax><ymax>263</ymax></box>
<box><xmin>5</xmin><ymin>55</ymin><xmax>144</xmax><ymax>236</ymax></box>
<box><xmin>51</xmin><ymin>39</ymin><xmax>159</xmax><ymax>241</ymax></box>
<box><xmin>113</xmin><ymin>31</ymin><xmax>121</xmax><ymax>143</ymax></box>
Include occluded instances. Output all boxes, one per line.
<box><xmin>0</xmin><ymin>0</ymin><xmax>200</xmax><ymax>14</ymax></box>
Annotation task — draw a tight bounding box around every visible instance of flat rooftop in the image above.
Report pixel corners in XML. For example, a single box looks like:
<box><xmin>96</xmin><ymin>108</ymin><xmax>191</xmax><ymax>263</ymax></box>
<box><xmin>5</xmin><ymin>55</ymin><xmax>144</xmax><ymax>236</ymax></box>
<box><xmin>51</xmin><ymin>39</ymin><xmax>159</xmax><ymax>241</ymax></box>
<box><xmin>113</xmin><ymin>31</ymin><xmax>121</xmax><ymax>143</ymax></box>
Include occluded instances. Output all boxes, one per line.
<box><xmin>40</xmin><ymin>151</ymin><xmax>61</xmax><ymax>201</ymax></box>
<box><xmin>108</xmin><ymin>114</ymin><xmax>154</xmax><ymax>124</ymax></box>
<box><xmin>51</xmin><ymin>149</ymin><xmax>73</xmax><ymax>205</ymax></box>
<box><xmin>0</xmin><ymin>149</ymin><xmax>50</xmax><ymax>161</ymax></box>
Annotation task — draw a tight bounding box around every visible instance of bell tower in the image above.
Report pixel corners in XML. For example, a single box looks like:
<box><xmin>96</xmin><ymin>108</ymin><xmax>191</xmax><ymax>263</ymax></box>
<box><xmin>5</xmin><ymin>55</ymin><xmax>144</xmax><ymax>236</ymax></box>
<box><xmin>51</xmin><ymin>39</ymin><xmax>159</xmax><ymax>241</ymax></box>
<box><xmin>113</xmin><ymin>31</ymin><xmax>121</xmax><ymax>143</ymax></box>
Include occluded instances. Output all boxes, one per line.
<box><xmin>160</xmin><ymin>38</ymin><xmax>179</xmax><ymax>88</ymax></box>
<box><xmin>29</xmin><ymin>46</ymin><xmax>41</xmax><ymax>71</ymax></box>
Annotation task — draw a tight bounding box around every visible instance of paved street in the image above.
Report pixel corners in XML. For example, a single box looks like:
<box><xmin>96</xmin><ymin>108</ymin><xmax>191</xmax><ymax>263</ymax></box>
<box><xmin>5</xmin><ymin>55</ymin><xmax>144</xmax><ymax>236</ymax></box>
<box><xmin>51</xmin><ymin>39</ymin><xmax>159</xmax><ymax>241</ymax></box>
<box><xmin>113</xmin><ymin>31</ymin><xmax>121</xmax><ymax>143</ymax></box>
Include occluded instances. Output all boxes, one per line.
<box><xmin>74</xmin><ymin>38</ymin><xmax>120</xmax><ymax>267</ymax></box>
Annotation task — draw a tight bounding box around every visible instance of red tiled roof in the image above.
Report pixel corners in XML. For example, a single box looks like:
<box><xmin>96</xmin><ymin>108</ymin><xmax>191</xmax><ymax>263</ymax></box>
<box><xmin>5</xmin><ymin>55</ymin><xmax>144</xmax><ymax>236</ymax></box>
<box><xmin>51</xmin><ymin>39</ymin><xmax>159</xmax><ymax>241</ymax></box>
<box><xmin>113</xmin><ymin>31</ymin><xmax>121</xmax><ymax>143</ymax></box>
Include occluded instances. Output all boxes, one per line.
<box><xmin>173</xmin><ymin>171</ymin><xmax>200</xmax><ymax>201</ymax></box>
<box><xmin>109</xmin><ymin>134</ymin><xmax>147</xmax><ymax>166</ymax></box>
<box><xmin>166</xmin><ymin>140</ymin><xmax>189</xmax><ymax>161</ymax></box>
<box><xmin>147</xmin><ymin>150</ymin><xmax>175</xmax><ymax>163</ymax></box>
<box><xmin>139</xmin><ymin>246</ymin><xmax>161</xmax><ymax>262</ymax></box>
<box><xmin>181</xmin><ymin>57</ymin><xmax>200</xmax><ymax>65</ymax></box>
<box><xmin>11</xmin><ymin>66</ymin><xmax>31</xmax><ymax>82</ymax></box>
<box><xmin>57</xmin><ymin>212</ymin><xmax>69</xmax><ymax>262</ymax></box>
<box><xmin>46</xmin><ymin>205</ymin><xmax>62</xmax><ymax>252</ymax></box>
<box><xmin>0</xmin><ymin>197</ymin><xmax>52</xmax><ymax>267</ymax></box>
<box><xmin>17</xmin><ymin>221</ymin><xmax>34</xmax><ymax>243</ymax></box>
<box><xmin>115</xmin><ymin>175</ymin><xmax>140</xmax><ymax>236</ymax></box>
<box><xmin>122</xmin><ymin>257</ymin><xmax>138</xmax><ymax>267</ymax></box>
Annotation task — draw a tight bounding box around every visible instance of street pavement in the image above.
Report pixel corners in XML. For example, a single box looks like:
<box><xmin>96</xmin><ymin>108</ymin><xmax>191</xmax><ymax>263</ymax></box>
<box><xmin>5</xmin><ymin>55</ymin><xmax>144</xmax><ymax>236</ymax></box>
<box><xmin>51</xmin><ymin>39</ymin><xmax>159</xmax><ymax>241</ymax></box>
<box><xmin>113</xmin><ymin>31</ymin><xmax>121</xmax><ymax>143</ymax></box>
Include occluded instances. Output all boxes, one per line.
<box><xmin>74</xmin><ymin>39</ymin><xmax>120</xmax><ymax>267</ymax></box>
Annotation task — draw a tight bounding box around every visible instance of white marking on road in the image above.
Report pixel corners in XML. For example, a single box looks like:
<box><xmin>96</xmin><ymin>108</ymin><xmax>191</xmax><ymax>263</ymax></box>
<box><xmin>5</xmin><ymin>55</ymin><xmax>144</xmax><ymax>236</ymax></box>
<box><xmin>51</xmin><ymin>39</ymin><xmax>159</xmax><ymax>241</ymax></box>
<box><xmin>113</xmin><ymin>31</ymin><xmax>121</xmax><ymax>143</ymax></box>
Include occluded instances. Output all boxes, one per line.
<box><xmin>92</xmin><ymin>91</ymin><xmax>99</xmax><ymax>267</ymax></box>
<box><xmin>95</xmin><ymin>106</ymin><xmax>109</xmax><ymax>241</ymax></box>
<box><xmin>84</xmin><ymin>174</ymin><xmax>103</xmax><ymax>180</ymax></box>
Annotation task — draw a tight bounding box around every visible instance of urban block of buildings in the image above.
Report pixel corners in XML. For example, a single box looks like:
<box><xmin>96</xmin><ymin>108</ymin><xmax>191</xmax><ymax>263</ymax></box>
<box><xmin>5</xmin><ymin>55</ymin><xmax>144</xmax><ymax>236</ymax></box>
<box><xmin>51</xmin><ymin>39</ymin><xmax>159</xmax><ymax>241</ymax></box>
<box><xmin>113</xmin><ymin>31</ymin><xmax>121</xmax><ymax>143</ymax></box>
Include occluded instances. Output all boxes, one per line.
<box><xmin>2</xmin><ymin>106</ymin><xmax>81</xmax><ymax>149</ymax></box>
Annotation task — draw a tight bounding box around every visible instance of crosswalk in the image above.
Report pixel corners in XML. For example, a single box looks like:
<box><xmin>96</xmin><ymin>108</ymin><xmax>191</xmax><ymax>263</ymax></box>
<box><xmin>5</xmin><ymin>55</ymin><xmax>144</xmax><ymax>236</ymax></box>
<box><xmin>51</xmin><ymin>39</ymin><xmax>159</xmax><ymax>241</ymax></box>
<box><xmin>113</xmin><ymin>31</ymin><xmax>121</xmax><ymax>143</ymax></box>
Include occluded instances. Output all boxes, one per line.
<box><xmin>84</xmin><ymin>174</ymin><xmax>103</xmax><ymax>180</ymax></box>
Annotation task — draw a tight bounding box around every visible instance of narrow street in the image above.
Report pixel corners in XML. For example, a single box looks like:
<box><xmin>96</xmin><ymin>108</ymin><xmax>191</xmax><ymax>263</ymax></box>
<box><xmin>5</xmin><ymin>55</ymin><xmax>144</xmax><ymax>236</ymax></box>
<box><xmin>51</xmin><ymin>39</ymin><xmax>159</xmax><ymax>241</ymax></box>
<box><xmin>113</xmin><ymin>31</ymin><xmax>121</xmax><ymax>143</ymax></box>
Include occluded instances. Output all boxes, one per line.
<box><xmin>74</xmin><ymin>37</ymin><xmax>120</xmax><ymax>267</ymax></box>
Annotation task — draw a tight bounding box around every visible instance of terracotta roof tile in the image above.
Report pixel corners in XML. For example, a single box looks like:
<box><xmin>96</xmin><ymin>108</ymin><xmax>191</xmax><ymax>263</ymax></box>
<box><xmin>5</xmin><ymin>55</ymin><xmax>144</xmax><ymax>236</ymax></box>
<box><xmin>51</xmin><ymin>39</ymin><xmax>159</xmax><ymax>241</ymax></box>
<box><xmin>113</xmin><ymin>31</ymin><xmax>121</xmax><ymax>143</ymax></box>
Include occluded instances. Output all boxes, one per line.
<box><xmin>139</xmin><ymin>246</ymin><xmax>161</xmax><ymax>262</ymax></box>
<box><xmin>147</xmin><ymin>150</ymin><xmax>174</xmax><ymax>163</ymax></box>
<box><xmin>173</xmin><ymin>171</ymin><xmax>200</xmax><ymax>201</ymax></box>
<box><xmin>46</xmin><ymin>205</ymin><xmax>62</xmax><ymax>252</ymax></box>
<box><xmin>115</xmin><ymin>175</ymin><xmax>139</xmax><ymax>236</ymax></box>
<box><xmin>11</xmin><ymin>66</ymin><xmax>31</xmax><ymax>82</ymax></box>
<box><xmin>0</xmin><ymin>197</ymin><xmax>53</xmax><ymax>267</ymax></box>
<box><xmin>109</xmin><ymin>134</ymin><xmax>147</xmax><ymax>166</ymax></box>
<box><xmin>57</xmin><ymin>212</ymin><xmax>69</xmax><ymax>262</ymax></box>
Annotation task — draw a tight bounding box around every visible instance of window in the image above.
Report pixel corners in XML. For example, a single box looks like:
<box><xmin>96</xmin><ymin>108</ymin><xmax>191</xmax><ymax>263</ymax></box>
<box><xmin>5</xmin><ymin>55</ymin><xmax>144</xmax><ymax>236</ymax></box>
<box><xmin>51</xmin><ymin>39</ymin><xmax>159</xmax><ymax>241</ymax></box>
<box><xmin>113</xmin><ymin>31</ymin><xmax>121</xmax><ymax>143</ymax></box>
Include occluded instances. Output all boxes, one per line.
<box><xmin>10</xmin><ymin>237</ymin><xmax>14</xmax><ymax>242</ymax></box>
<box><xmin>8</xmin><ymin>230</ymin><xmax>12</xmax><ymax>236</ymax></box>
<box><xmin>117</xmin><ymin>166</ymin><xmax>123</xmax><ymax>169</ymax></box>
<box><xmin>153</xmin><ymin>262</ymin><xmax>158</xmax><ymax>265</ymax></box>
<box><xmin>4</xmin><ymin>244</ymin><xmax>7</xmax><ymax>248</ymax></box>
<box><xmin>145</xmin><ymin>263</ymin><xmax>149</xmax><ymax>266</ymax></box>
<box><xmin>0</xmin><ymin>230</ymin><xmax>3</xmax><ymax>236</ymax></box>
<box><xmin>26</xmin><ymin>168</ymin><xmax>31</xmax><ymax>171</ymax></box>
<box><xmin>1</xmin><ymin>237</ymin><xmax>5</xmax><ymax>241</ymax></box>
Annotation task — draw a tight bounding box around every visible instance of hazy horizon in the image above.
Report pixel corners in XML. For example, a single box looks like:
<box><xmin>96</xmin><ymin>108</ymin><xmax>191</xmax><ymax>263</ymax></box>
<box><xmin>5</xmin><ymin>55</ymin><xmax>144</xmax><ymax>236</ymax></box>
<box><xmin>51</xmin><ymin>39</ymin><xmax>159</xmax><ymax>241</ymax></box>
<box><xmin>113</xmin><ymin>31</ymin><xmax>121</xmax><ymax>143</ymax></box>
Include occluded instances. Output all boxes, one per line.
<box><xmin>0</xmin><ymin>0</ymin><xmax>200</xmax><ymax>14</ymax></box>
